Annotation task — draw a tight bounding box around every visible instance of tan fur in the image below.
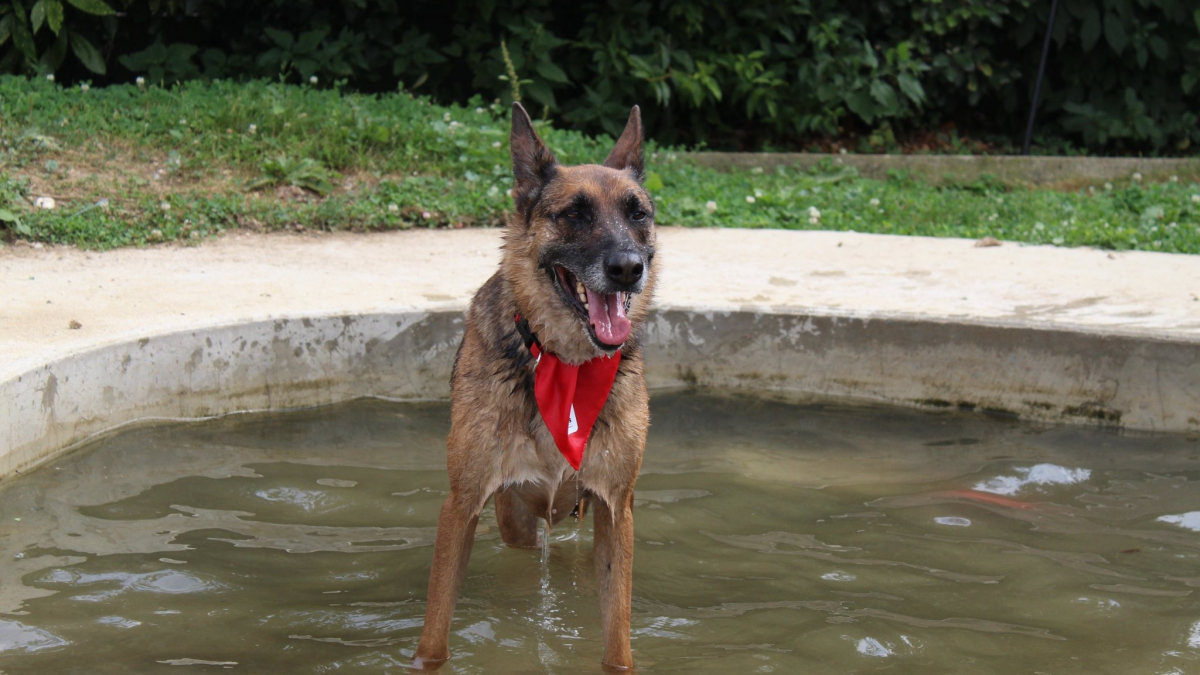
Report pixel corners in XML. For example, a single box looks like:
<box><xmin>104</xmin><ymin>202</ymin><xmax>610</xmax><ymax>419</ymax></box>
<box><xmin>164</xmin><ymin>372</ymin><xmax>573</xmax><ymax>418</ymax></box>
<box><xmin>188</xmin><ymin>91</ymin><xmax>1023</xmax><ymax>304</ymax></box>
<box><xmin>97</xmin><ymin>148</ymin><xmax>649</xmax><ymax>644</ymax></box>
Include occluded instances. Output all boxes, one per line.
<box><xmin>414</xmin><ymin>104</ymin><xmax>655</xmax><ymax>670</ymax></box>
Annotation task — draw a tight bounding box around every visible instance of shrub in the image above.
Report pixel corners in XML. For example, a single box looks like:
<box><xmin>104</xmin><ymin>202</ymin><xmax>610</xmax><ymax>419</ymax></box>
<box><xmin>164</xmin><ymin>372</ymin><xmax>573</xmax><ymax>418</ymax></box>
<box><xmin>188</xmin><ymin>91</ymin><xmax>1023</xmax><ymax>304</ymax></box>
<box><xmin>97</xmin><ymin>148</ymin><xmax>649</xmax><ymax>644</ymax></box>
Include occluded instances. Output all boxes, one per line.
<box><xmin>1</xmin><ymin>0</ymin><xmax>1198</xmax><ymax>154</ymax></box>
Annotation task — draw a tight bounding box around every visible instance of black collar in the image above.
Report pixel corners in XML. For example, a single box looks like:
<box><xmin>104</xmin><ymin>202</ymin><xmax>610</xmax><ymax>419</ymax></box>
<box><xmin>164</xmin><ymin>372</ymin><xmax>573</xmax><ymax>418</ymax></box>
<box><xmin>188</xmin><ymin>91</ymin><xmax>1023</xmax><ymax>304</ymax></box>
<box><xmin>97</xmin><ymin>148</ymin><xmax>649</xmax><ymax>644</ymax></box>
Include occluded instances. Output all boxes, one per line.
<box><xmin>514</xmin><ymin>314</ymin><xmax>541</xmax><ymax>353</ymax></box>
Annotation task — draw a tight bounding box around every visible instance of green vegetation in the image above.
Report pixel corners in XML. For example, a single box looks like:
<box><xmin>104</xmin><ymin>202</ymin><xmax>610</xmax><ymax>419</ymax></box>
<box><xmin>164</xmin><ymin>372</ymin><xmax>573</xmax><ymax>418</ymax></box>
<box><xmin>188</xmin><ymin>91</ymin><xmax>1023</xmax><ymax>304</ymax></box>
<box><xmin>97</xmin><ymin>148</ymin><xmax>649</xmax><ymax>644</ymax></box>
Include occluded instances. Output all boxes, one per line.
<box><xmin>2</xmin><ymin>1</ymin><xmax>1199</xmax><ymax>154</ymax></box>
<box><xmin>1</xmin><ymin>77</ymin><xmax>1199</xmax><ymax>253</ymax></box>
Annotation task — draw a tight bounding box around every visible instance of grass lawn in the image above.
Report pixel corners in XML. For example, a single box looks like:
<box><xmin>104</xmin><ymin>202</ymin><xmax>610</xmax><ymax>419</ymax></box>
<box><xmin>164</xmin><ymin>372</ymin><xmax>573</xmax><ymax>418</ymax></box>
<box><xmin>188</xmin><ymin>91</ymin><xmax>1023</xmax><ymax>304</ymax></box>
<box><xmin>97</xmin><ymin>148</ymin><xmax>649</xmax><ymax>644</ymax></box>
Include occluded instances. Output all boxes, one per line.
<box><xmin>2</xmin><ymin>76</ymin><xmax>1199</xmax><ymax>253</ymax></box>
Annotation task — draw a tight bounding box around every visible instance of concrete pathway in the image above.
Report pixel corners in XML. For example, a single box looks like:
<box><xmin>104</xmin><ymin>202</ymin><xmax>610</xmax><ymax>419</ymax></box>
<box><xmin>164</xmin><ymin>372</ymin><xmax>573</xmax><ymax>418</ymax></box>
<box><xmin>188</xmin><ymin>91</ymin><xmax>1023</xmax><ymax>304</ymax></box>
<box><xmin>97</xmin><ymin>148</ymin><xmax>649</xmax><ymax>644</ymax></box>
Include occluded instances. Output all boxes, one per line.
<box><xmin>3</xmin><ymin>227</ymin><xmax>1199</xmax><ymax>385</ymax></box>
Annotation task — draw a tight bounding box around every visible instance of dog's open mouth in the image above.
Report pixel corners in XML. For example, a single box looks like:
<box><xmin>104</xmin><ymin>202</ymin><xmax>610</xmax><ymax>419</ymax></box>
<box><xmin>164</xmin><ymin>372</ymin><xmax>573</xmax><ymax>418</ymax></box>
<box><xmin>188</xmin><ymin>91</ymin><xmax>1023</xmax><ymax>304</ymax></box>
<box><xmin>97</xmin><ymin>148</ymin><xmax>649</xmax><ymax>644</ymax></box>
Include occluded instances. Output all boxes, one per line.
<box><xmin>552</xmin><ymin>266</ymin><xmax>633</xmax><ymax>348</ymax></box>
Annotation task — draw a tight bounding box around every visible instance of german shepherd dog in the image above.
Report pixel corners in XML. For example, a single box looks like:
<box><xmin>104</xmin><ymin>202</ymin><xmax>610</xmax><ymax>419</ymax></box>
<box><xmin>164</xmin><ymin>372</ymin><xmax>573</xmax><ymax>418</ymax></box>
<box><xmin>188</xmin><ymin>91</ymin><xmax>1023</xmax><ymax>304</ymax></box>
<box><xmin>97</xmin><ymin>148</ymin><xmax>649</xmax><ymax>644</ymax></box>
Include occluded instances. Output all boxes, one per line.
<box><xmin>414</xmin><ymin>103</ymin><xmax>656</xmax><ymax>670</ymax></box>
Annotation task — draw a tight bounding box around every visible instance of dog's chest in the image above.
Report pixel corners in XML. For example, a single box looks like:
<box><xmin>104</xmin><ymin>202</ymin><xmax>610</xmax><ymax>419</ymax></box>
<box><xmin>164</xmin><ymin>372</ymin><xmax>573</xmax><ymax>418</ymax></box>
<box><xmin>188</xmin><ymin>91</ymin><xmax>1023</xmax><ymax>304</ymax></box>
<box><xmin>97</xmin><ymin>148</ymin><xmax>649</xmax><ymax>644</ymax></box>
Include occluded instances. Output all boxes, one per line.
<box><xmin>496</xmin><ymin>411</ymin><xmax>622</xmax><ymax>496</ymax></box>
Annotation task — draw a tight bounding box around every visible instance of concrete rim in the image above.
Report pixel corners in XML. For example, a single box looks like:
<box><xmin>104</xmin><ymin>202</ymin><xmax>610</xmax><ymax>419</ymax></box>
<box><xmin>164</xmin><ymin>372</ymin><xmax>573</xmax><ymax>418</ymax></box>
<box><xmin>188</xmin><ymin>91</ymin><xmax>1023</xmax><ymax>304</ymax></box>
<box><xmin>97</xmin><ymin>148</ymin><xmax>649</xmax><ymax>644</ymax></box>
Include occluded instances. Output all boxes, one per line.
<box><xmin>3</xmin><ymin>228</ymin><xmax>1198</xmax><ymax>482</ymax></box>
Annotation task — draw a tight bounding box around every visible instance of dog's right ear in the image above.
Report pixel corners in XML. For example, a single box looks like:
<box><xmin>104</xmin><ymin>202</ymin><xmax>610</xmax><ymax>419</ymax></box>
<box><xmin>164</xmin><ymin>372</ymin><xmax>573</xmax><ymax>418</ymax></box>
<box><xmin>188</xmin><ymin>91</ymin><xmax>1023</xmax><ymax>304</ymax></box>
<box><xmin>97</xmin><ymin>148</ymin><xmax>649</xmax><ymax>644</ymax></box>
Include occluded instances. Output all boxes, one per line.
<box><xmin>510</xmin><ymin>102</ymin><xmax>558</xmax><ymax>213</ymax></box>
<box><xmin>603</xmin><ymin>105</ymin><xmax>644</xmax><ymax>181</ymax></box>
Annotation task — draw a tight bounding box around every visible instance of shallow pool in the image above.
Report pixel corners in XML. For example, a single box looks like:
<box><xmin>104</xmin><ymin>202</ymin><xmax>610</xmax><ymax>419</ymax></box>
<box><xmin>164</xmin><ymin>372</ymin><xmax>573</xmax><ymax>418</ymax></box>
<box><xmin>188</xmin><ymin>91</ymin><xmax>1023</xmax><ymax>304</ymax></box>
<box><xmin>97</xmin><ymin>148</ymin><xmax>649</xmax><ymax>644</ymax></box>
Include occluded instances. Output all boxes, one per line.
<box><xmin>2</xmin><ymin>392</ymin><xmax>1198</xmax><ymax>673</ymax></box>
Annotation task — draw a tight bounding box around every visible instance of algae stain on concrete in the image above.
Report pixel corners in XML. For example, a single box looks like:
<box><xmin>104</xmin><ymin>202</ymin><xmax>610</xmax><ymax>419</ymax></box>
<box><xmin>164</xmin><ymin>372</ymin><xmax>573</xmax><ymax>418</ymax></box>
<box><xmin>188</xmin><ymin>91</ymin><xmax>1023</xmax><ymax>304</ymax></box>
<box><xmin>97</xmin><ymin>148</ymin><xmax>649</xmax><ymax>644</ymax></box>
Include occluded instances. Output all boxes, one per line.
<box><xmin>40</xmin><ymin>373</ymin><xmax>58</xmax><ymax>413</ymax></box>
<box><xmin>184</xmin><ymin>347</ymin><xmax>204</xmax><ymax>374</ymax></box>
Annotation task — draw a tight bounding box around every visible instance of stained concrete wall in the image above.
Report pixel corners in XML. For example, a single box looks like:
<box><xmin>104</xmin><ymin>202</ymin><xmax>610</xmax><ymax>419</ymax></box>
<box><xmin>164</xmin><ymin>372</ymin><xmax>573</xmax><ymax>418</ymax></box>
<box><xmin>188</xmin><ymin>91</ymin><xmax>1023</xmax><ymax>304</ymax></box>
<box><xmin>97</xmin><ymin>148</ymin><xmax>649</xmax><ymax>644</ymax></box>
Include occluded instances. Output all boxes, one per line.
<box><xmin>4</xmin><ymin>307</ymin><xmax>1197</xmax><ymax>483</ymax></box>
<box><xmin>1</xmin><ymin>313</ymin><xmax>462</xmax><ymax>480</ymax></box>
<box><xmin>642</xmin><ymin>310</ymin><xmax>1200</xmax><ymax>431</ymax></box>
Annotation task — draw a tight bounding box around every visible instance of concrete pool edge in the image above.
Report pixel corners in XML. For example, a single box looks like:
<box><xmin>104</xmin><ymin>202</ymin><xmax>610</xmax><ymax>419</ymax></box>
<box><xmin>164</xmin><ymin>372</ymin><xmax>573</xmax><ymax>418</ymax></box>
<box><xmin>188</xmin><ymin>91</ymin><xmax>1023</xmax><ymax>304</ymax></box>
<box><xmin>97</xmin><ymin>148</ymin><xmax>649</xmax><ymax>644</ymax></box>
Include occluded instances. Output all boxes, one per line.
<box><xmin>5</xmin><ymin>306</ymin><xmax>1198</xmax><ymax>482</ymax></box>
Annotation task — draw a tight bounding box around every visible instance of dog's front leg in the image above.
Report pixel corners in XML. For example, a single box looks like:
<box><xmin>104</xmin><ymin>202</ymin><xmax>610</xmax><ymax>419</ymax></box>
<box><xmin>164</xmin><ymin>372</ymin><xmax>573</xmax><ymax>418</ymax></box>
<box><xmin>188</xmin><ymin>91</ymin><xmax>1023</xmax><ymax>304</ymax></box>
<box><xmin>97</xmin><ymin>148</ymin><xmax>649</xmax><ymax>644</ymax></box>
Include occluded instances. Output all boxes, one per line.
<box><xmin>593</xmin><ymin>490</ymin><xmax>636</xmax><ymax>669</ymax></box>
<box><xmin>414</xmin><ymin>491</ymin><xmax>480</xmax><ymax>668</ymax></box>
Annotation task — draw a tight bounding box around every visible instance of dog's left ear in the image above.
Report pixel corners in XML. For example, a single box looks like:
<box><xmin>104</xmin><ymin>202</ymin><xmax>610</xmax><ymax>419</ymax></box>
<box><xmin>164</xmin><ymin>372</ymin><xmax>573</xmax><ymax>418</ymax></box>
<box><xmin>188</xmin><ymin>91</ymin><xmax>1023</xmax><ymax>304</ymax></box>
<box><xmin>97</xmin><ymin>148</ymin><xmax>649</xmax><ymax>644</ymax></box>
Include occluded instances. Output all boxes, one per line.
<box><xmin>603</xmin><ymin>105</ymin><xmax>644</xmax><ymax>182</ymax></box>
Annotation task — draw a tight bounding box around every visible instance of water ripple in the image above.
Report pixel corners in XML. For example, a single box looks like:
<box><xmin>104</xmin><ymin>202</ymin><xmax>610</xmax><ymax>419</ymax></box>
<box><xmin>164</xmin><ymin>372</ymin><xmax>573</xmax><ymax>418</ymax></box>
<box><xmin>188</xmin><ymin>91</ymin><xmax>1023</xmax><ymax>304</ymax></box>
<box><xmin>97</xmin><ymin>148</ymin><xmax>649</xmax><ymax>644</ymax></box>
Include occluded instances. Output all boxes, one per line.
<box><xmin>635</xmin><ymin>598</ymin><xmax>1063</xmax><ymax>640</ymax></box>
<box><xmin>0</xmin><ymin>619</ymin><xmax>69</xmax><ymax>654</ymax></box>
<box><xmin>705</xmin><ymin>530</ymin><xmax>1003</xmax><ymax>584</ymax></box>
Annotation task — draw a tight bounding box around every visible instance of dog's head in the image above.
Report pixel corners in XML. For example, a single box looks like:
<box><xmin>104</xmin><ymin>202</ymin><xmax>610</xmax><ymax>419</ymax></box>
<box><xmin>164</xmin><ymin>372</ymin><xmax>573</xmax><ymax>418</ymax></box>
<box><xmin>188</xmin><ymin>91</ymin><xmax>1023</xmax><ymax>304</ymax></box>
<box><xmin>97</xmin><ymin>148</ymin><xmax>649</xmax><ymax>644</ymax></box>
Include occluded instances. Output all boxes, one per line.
<box><xmin>502</xmin><ymin>102</ymin><xmax>657</xmax><ymax>363</ymax></box>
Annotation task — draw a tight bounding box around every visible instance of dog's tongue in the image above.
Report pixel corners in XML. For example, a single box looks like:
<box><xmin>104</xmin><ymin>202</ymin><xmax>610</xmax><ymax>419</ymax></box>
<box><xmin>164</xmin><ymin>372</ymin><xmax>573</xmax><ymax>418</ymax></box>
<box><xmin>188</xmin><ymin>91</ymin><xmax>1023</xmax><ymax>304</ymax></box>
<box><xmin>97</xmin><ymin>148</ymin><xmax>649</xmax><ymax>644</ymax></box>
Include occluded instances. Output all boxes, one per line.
<box><xmin>585</xmin><ymin>288</ymin><xmax>631</xmax><ymax>346</ymax></box>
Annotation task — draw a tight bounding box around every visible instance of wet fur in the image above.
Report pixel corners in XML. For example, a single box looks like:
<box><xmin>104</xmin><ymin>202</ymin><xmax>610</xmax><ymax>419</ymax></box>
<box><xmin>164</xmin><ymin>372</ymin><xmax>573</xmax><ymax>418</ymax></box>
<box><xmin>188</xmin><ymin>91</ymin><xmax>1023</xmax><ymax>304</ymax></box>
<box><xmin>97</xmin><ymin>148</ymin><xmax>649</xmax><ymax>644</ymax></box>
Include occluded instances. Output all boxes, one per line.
<box><xmin>414</xmin><ymin>103</ymin><xmax>656</xmax><ymax>670</ymax></box>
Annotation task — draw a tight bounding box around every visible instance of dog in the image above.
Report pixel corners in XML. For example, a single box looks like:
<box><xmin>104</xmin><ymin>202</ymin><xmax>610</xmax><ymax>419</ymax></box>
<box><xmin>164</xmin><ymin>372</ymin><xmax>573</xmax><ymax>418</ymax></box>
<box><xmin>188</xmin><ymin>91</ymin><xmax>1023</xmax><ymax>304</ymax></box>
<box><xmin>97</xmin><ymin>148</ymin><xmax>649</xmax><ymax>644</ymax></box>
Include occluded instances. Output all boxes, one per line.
<box><xmin>413</xmin><ymin>102</ymin><xmax>656</xmax><ymax>670</ymax></box>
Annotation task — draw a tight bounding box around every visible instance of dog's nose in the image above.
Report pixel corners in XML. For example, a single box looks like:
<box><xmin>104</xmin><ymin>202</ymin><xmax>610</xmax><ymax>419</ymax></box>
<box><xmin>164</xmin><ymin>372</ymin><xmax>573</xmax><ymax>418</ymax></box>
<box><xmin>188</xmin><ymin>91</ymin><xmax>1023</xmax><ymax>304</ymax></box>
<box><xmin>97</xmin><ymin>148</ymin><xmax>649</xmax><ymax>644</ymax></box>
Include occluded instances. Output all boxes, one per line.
<box><xmin>605</xmin><ymin>251</ymin><xmax>644</xmax><ymax>286</ymax></box>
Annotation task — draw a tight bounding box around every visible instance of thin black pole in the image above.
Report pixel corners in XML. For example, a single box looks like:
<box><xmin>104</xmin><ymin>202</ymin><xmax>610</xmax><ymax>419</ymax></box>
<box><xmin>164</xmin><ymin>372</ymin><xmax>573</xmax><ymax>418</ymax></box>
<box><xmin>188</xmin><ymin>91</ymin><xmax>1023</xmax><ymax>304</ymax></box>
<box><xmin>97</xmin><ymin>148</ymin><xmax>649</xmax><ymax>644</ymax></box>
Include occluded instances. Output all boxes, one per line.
<box><xmin>1022</xmin><ymin>0</ymin><xmax>1060</xmax><ymax>155</ymax></box>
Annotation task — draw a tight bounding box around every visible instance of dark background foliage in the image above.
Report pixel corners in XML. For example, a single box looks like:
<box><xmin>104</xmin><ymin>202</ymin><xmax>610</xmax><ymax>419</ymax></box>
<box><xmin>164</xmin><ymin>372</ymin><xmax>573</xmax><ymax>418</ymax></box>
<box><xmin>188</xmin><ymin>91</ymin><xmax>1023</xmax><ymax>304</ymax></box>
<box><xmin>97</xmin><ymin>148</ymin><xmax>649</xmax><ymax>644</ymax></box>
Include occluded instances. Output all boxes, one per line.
<box><xmin>2</xmin><ymin>0</ymin><xmax>1197</xmax><ymax>154</ymax></box>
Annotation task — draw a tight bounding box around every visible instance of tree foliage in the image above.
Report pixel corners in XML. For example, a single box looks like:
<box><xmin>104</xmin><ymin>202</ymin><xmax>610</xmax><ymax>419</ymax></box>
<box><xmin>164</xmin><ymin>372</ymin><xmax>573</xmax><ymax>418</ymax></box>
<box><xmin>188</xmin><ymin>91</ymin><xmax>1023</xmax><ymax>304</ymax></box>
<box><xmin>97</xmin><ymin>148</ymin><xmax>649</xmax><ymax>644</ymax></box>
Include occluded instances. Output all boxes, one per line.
<box><xmin>1</xmin><ymin>0</ymin><xmax>1197</xmax><ymax>154</ymax></box>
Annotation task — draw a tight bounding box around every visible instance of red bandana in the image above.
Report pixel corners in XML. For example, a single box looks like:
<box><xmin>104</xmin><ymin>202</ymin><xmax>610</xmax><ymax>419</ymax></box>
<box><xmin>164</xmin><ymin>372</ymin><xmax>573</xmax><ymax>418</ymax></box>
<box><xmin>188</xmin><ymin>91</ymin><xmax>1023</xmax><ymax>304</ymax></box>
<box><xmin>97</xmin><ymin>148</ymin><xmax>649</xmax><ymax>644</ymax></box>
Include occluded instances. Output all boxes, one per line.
<box><xmin>517</xmin><ymin>316</ymin><xmax>622</xmax><ymax>470</ymax></box>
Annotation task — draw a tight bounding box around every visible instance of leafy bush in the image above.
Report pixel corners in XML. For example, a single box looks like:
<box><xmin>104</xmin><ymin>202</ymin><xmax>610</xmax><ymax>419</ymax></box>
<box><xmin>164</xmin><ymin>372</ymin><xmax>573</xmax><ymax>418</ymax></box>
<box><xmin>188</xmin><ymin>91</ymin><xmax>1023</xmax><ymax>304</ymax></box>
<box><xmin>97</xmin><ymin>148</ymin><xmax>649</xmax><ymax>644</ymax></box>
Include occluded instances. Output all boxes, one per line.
<box><xmin>1</xmin><ymin>0</ymin><xmax>1199</xmax><ymax>155</ymax></box>
<box><xmin>0</xmin><ymin>0</ymin><xmax>113</xmax><ymax>75</ymax></box>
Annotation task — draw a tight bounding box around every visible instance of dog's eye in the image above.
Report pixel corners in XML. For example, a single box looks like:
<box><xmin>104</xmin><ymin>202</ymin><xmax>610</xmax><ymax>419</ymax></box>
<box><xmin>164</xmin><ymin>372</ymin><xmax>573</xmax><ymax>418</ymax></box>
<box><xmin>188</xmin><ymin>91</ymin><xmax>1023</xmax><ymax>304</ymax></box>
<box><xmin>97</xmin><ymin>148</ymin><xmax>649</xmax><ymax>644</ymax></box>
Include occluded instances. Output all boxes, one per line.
<box><xmin>563</xmin><ymin>210</ymin><xmax>583</xmax><ymax>221</ymax></box>
<box><xmin>631</xmin><ymin>210</ymin><xmax>647</xmax><ymax>222</ymax></box>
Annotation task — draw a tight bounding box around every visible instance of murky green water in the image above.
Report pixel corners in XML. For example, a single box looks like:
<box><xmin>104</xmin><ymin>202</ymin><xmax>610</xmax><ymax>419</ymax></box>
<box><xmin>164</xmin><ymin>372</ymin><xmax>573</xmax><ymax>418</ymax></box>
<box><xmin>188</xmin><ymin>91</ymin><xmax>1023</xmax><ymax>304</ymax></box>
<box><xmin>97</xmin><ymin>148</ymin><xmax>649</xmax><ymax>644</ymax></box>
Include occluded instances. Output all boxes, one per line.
<box><xmin>2</xmin><ymin>391</ymin><xmax>1199</xmax><ymax>674</ymax></box>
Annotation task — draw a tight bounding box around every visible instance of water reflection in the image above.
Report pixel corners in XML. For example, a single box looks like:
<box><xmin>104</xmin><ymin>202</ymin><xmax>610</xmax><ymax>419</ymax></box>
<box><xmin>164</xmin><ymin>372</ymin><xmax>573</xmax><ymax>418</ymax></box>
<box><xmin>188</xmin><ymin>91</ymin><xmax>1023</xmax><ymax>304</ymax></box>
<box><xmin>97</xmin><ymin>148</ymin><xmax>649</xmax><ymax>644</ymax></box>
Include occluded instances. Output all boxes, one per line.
<box><xmin>36</xmin><ymin>568</ymin><xmax>226</xmax><ymax>601</ymax></box>
<box><xmin>933</xmin><ymin>516</ymin><xmax>971</xmax><ymax>527</ymax></box>
<box><xmin>0</xmin><ymin>619</ymin><xmax>68</xmax><ymax>654</ymax></box>
<box><xmin>974</xmin><ymin>463</ymin><xmax>1092</xmax><ymax>495</ymax></box>
<box><xmin>254</xmin><ymin>486</ymin><xmax>342</xmax><ymax>513</ymax></box>
<box><xmin>852</xmin><ymin>636</ymin><xmax>893</xmax><ymax>657</ymax></box>
<box><xmin>1158</xmin><ymin>512</ymin><xmax>1200</xmax><ymax>532</ymax></box>
<box><xmin>1</xmin><ymin>393</ymin><xmax>1198</xmax><ymax>674</ymax></box>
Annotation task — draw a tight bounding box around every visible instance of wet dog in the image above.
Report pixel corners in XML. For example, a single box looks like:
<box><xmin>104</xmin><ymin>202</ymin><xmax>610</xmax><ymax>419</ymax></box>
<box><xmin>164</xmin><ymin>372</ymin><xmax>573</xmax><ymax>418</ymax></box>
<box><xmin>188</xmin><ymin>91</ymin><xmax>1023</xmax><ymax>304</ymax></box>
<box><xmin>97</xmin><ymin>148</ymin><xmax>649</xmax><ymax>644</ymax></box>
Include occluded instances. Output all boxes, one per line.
<box><xmin>414</xmin><ymin>102</ymin><xmax>656</xmax><ymax>670</ymax></box>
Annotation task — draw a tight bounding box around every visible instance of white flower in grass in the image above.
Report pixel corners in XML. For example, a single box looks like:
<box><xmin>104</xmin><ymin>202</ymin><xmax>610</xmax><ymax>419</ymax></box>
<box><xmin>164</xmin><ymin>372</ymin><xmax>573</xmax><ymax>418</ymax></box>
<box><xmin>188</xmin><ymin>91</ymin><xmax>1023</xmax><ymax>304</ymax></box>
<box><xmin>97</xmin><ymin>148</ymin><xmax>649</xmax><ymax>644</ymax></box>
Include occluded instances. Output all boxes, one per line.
<box><xmin>422</xmin><ymin>211</ymin><xmax>432</xmax><ymax>219</ymax></box>
<box><xmin>1104</xmin><ymin>182</ymin><xmax>1113</xmax><ymax>191</ymax></box>
<box><xmin>1170</xmin><ymin>175</ymin><xmax>1179</xmax><ymax>183</ymax></box>
<box><xmin>34</xmin><ymin>196</ymin><xmax>56</xmax><ymax>209</ymax></box>
<box><xmin>1192</xmin><ymin>194</ymin><xmax>1200</xmax><ymax>204</ymax></box>
<box><xmin>868</xmin><ymin>198</ymin><xmax>880</xmax><ymax>207</ymax></box>
<box><xmin>492</xmin><ymin>141</ymin><xmax>501</xmax><ymax>148</ymax></box>
<box><xmin>248</xmin><ymin>124</ymin><xmax>257</xmax><ymax>135</ymax></box>
<box><xmin>754</xmin><ymin>189</ymin><xmax>763</xmax><ymax>198</ymax></box>
<box><xmin>80</xmin><ymin>83</ymin><xmax>90</xmax><ymax>92</ymax></box>
<box><xmin>807</xmin><ymin>206</ymin><xmax>821</xmax><ymax>221</ymax></box>
<box><xmin>475</xmin><ymin>107</ymin><xmax>485</xmax><ymax>114</ymax></box>
<box><xmin>443</xmin><ymin>112</ymin><xmax>452</xmax><ymax>123</ymax></box>
<box><xmin>705</xmin><ymin>200</ymin><xmax>717</xmax><ymax>213</ymax></box>
<box><xmin>136</xmin><ymin>76</ymin><xmax>146</xmax><ymax>89</ymax></box>
<box><xmin>160</xmin><ymin>202</ymin><xmax>171</xmax><ymax>211</ymax></box>
<box><xmin>745</xmin><ymin>195</ymin><xmax>755</xmax><ymax>204</ymax></box>
<box><xmin>46</xmin><ymin>74</ymin><xmax>55</xmax><ymax>82</ymax></box>
<box><xmin>309</xmin><ymin>75</ymin><xmax>318</xmax><ymax>85</ymax></box>
<box><xmin>1132</xmin><ymin>172</ymin><xmax>1143</xmax><ymax>182</ymax></box>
